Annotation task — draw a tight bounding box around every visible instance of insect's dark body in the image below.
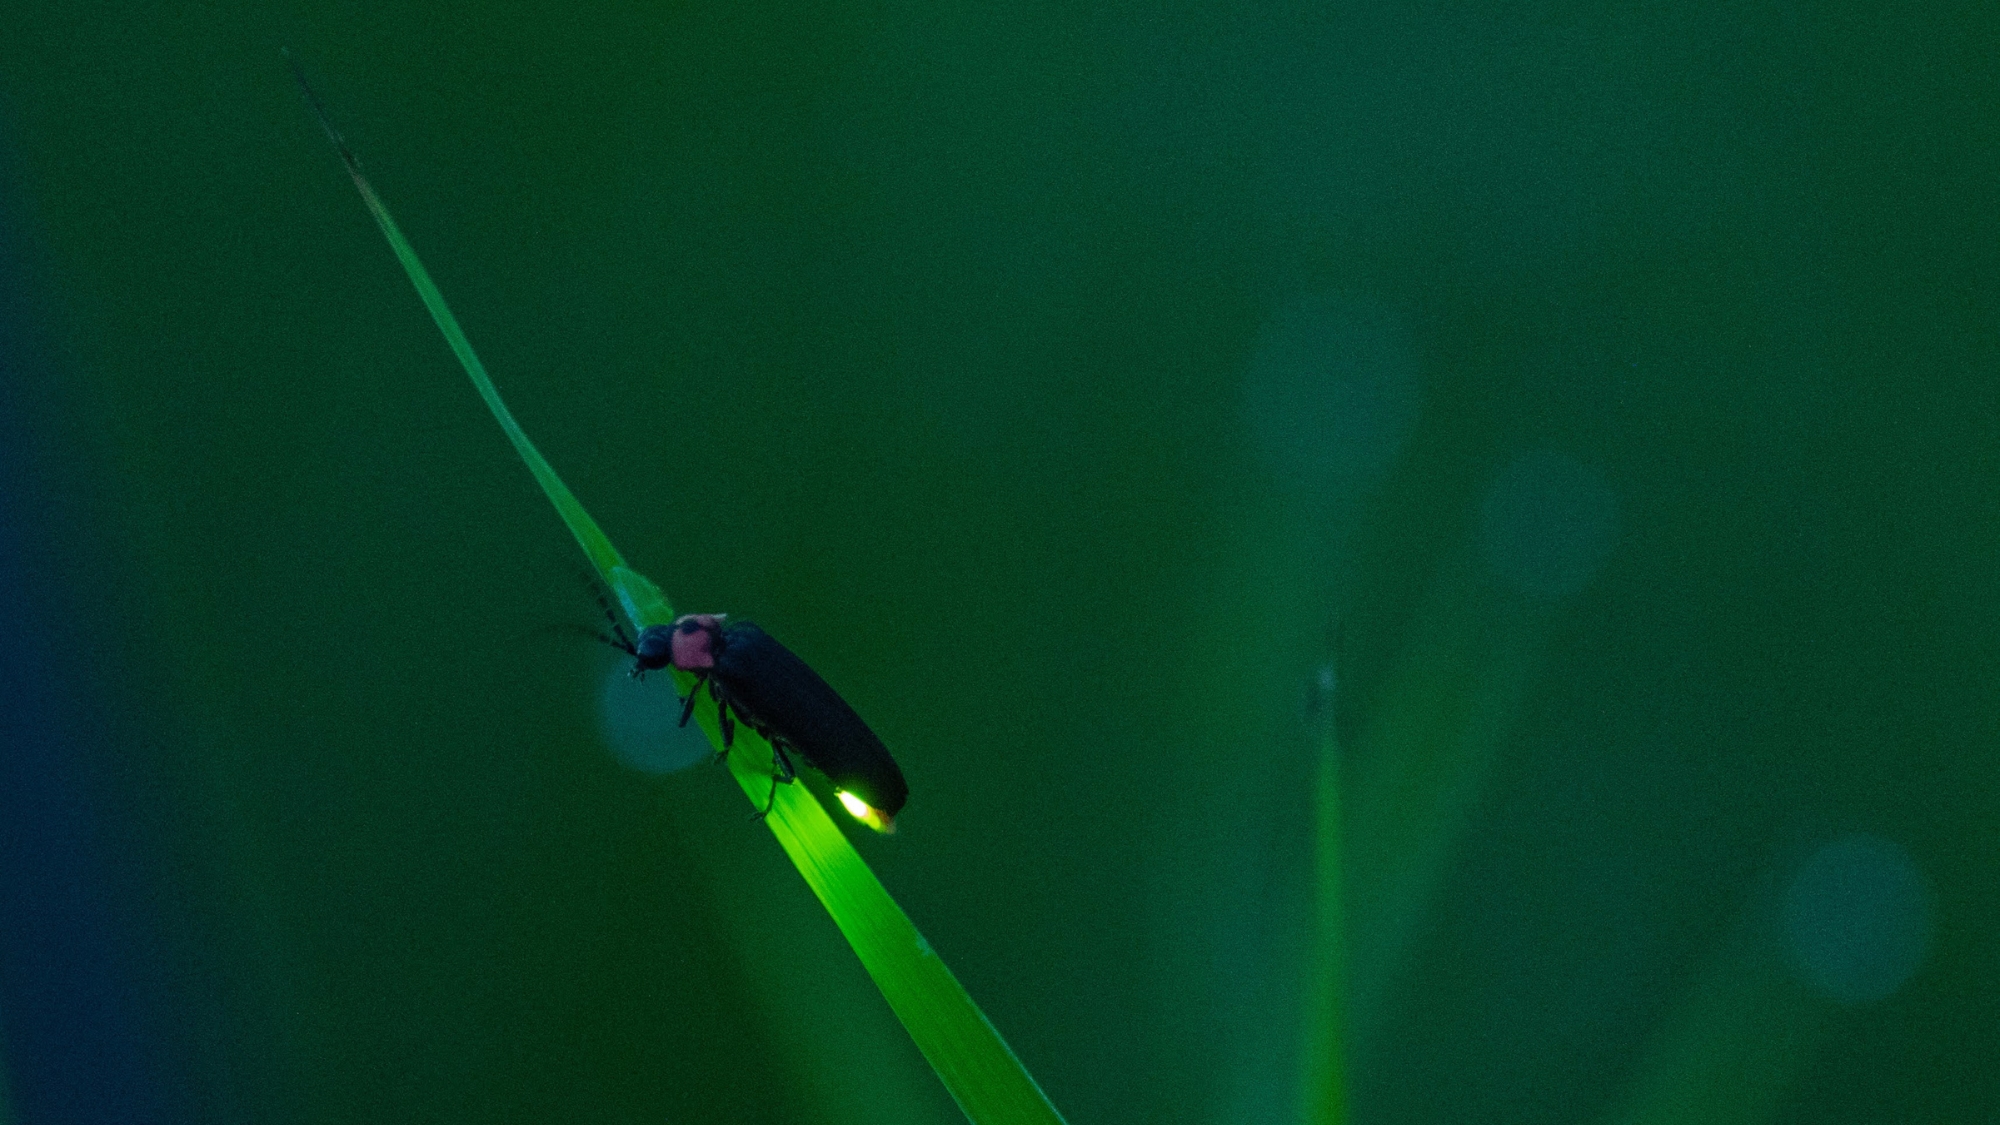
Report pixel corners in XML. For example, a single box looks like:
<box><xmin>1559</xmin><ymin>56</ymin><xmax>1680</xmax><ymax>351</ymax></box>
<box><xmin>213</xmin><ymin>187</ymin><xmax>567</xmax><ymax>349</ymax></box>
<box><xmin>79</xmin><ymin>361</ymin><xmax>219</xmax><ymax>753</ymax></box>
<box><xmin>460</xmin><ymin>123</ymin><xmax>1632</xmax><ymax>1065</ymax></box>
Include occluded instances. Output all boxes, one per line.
<box><xmin>700</xmin><ymin>622</ymin><xmax>909</xmax><ymax>821</ymax></box>
<box><xmin>595</xmin><ymin>593</ymin><xmax>908</xmax><ymax>827</ymax></box>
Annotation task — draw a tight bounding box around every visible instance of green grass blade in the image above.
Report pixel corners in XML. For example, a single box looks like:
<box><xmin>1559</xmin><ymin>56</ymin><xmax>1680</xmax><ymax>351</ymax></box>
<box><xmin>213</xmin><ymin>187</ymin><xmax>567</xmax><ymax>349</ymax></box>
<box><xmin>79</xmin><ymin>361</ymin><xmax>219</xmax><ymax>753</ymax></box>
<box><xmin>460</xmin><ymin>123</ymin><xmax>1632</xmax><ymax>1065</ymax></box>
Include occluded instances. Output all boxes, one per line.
<box><xmin>293</xmin><ymin>59</ymin><xmax>1065</xmax><ymax>1125</ymax></box>
<box><xmin>608</xmin><ymin>565</ymin><xmax>674</xmax><ymax>632</ymax></box>
<box><xmin>1302</xmin><ymin>638</ymin><xmax>1348</xmax><ymax>1125</ymax></box>
<box><xmin>353</xmin><ymin>174</ymin><xmax>626</xmax><ymax>581</ymax></box>
<box><xmin>358</xmin><ymin>173</ymin><xmax>626</xmax><ymax>580</ymax></box>
<box><xmin>286</xmin><ymin>51</ymin><xmax>622</xmax><ymax>583</ymax></box>
<box><xmin>700</xmin><ymin>723</ymin><xmax>1065</xmax><ymax>1125</ymax></box>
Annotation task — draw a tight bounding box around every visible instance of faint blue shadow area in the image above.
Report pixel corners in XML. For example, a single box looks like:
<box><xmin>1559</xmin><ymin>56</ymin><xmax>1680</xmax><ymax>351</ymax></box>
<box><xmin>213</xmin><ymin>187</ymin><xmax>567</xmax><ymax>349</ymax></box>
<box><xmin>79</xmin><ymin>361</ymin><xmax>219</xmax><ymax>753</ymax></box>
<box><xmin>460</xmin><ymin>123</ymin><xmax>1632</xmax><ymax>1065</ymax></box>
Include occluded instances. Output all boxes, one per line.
<box><xmin>1240</xmin><ymin>292</ymin><xmax>1420</xmax><ymax>508</ymax></box>
<box><xmin>0</xmin><ymin>141</ymin><xmax>182</xmax><ymax>1123</ymax></box>
<box><xmin>1781</xmin><ymin>833</ymin><xmax>1932</xmax><ymax>1005</ymax></box>
<box><xmin>597</xmin><ymin>654</ymin><xmax>711</xmax><ymax>774</ymax></box>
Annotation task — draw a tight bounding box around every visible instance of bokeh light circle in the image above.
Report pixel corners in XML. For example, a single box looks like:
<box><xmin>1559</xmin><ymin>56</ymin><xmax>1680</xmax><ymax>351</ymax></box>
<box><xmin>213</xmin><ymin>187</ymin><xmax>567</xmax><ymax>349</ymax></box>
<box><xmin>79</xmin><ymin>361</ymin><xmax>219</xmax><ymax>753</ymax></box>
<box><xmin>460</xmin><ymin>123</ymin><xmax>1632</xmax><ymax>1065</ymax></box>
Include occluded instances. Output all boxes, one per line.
<box><xmin>598</xmin><ymin>661</ymin><xmax>710</xmax><ymax>774</ymax></box>
<box><xmin>1477</xmin><ymin>450</ymin><xmax>1618</xmax><ymax>601</ymax></box>
<box><xmin>1781</xmin><ymin>833</ymin><xmax>1932</xmax><ymax>1005</ymax></box>
<box><xmin>1240</xmin><ymin>292</ymin><xmax>1421</xmax><ymax>502</ymax></box>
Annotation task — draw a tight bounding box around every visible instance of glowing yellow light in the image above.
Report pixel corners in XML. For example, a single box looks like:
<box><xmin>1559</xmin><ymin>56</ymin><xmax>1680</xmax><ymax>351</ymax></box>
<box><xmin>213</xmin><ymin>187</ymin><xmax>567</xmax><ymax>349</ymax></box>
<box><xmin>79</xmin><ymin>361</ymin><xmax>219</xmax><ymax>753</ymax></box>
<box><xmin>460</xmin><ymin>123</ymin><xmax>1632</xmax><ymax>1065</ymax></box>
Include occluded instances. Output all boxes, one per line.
<box><xmin>835</xmin><ymin>790</ymin><xmax>896</xmax><ymax>834</ymax></box>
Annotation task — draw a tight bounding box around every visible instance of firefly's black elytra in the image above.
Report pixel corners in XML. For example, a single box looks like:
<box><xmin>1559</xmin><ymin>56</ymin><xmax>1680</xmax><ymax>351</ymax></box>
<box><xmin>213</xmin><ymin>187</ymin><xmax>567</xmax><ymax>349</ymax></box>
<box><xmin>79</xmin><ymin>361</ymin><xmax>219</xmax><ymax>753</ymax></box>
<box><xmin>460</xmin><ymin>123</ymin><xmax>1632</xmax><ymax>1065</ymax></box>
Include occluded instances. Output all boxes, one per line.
<box><xmin>600</xmin><ymin>604</ymin><xmax>907</xmax><ymax>832</ymax></box>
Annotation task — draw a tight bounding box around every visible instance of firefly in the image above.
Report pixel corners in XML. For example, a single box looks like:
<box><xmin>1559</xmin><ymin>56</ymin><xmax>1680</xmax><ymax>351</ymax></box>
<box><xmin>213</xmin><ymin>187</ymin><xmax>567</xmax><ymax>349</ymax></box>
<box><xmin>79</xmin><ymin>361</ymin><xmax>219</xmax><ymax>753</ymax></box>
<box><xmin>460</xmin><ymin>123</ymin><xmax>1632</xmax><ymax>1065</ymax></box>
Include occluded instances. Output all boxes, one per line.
<box><xmin>597</xmin><ymin>602</ymin><xmax>907</xmax><ymax>832</ymax></box>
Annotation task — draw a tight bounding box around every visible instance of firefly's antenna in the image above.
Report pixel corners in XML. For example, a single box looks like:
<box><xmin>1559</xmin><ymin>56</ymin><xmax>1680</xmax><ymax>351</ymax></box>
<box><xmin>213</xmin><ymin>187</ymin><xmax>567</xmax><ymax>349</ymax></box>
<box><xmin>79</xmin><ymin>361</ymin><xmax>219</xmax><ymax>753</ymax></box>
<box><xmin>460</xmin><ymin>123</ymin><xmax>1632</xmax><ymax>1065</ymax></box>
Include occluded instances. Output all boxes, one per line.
<box><xmin>283</xmin><ymin>48</ymin><xmax>366</xmax><ymax>181</ymax></box>
<box><xmin>569</xmin><ymin>565</ymin><xmax>645</xmax><ymax>664</ymax></box>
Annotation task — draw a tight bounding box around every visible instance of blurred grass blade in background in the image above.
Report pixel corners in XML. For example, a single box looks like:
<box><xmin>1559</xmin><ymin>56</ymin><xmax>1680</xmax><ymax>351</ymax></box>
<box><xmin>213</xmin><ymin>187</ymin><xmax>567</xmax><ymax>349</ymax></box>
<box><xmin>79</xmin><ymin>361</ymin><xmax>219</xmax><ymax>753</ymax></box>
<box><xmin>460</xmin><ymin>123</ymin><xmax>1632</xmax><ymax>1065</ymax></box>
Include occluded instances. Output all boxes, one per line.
<box><xmin>1302</xmin><ymin>623</ymin><xmax>1348</xmax><ymax>1125</ymax></box>
<box><xmin>287</xmin><ymin>54</ymin><xmax>1067</xmax><ymax>1125</ymax></box>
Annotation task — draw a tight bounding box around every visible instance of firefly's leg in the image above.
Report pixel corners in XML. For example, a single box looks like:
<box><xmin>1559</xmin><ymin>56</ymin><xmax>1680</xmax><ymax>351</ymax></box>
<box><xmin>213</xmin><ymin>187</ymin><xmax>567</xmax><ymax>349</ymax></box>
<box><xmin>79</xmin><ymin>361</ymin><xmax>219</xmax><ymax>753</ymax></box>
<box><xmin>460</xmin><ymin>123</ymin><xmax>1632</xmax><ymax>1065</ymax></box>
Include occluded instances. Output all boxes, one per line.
<box><xmin>678</xmin><ymin>671</ymin><xmax>708</xmax><ymax>728</ymax></box>
<box><xmin>715</xmin><ymin>686</ymin><xmax>736</xmax><ymax>748</ymax></box>
<box><xmin>753</xmin><ymin>745</ymin><xmax>798</xmax><ymax>820</ymax></box>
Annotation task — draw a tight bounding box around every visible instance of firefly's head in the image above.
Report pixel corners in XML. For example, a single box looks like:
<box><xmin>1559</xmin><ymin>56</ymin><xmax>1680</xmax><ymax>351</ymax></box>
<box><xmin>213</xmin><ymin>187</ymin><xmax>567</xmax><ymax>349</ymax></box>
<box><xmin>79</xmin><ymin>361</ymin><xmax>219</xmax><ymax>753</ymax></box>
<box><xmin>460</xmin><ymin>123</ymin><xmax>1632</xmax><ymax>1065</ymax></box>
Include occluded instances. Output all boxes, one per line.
<box><xmin>626</xmin><ymin>625</ymin><xmax>676</xmax><ymax>672</ymax></box>
<box><xmin>669</xmin><ymin>614</ymin><xmax>728</xmax><ymax>670</ymax></box>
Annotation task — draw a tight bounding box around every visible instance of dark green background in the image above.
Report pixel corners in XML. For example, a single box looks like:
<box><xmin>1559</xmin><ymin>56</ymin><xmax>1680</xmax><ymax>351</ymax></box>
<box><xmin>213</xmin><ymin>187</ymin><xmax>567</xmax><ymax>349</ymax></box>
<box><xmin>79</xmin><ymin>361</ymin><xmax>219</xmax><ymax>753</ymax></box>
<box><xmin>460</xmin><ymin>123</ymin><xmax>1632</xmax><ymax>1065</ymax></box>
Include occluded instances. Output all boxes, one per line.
<box><xmin>2</xmin><ymin>2</ymin><xmax>1994</xmax><ymax>1122</ymax></box>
